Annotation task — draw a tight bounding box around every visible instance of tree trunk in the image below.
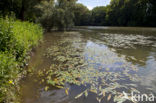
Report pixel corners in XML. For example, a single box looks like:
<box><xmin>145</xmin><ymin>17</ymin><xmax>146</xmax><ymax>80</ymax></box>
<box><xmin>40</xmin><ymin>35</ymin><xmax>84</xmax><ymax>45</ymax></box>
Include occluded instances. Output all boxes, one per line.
<box><xmin>19</xmin><ymin>0</ymin><xmax>25</xmax><ymax>21</ymax></box>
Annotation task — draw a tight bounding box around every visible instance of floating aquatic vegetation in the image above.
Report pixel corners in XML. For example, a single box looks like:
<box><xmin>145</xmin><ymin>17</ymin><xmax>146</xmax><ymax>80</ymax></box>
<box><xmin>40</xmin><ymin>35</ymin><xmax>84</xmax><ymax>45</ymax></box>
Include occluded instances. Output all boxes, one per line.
<box><xmin>75</xmin><ymin>89</ymin><xmax>88</xmax><ymax>99</ymax></box>
<box><xmin>37</xmin><ymin>32</ymin><xmax>154</xmax><ymax>103</ymax></box>
<box><xmin>98</xmin><ymin>33</ymin><xmax>156</xmax><ymax>48</ymax></box>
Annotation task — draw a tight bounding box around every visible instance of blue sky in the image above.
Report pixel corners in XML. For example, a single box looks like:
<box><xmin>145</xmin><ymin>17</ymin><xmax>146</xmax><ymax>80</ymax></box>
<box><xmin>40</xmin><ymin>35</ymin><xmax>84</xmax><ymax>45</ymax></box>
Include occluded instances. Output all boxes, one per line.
<box><xmin>77</xmin><ymin>0</ymin><xmax>111</xmax><ymax>10</ymax></box>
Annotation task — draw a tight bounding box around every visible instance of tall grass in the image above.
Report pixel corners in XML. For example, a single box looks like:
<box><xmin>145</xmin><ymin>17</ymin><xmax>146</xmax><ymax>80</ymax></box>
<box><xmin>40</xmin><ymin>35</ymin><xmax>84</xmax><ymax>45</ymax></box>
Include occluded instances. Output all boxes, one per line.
<box><xmin>0</xmin><ymin>17</ymin><xmax>43</xmax><ymax>103</ymax></box>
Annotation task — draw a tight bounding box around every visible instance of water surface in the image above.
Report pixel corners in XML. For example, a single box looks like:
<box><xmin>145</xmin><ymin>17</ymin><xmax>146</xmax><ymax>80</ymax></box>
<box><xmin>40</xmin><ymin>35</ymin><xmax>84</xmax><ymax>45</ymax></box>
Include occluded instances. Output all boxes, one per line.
<box><xmin>20</xmin><ymin>27</ymin><xmax>156</xmax><ymax>103</ymax></box>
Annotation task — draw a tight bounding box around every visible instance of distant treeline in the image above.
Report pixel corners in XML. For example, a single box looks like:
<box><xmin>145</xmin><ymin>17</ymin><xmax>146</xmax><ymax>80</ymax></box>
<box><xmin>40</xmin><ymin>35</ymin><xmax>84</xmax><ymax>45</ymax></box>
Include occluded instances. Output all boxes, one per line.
<box><xmin>75</xmin><ymin>0</ymin><xmax>156</xmax><ymax>27</ymax></box>
<box><xmin>0</xmin><ymin>0</ymin><xmax>156</xmax><ymax>30</ymax></box>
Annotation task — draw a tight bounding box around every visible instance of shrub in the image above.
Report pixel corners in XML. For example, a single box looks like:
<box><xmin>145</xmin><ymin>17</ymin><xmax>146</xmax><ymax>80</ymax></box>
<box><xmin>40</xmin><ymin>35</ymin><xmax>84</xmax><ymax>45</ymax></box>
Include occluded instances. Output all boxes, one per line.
<box><xmin>0</xmin><ymin>17</ymin><xmax>43</xmax><ymax>103</ymax></box>
<box><xmin>0</xmin><ymin>17</ymin><xmax>15</xmax><ymax>52</ymax></box>
<box><xmin>0</xmin><ymin>53</ymin><xmax>19</xmax><ymax>103</ymax></box>
<box><xmin>0</xmin><ymin>17</ymin><xmax>43</xmax><ymax>63</ymax></box>
<box><xmin>11</xmin><ymin>19</ymin><xmax>43</xmax><ymax>63</ymax></box>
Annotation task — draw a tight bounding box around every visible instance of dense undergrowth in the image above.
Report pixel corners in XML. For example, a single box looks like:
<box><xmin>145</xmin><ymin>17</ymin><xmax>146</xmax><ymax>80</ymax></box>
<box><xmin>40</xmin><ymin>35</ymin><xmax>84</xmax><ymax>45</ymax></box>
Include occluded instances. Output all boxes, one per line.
<box><xmin>0</xmin><ymin>17</ymin><xmax>43</xmax><ymax>103</ymax></box>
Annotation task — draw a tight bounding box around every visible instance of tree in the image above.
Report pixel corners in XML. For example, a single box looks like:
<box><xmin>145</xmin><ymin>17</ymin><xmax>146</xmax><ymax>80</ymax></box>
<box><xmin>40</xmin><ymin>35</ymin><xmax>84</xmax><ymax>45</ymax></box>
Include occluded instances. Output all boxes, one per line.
<box><xmin>144</xmin><ymin>0</ymin><xmax>156</xmax><ymax>26</ymax></box>
<box><xmin>104</xmin><ymin>0</ymin><xmax>156</xmax><ymax>26</ymax></box>
<box><xmin>35</xmin><ymin>0</ymin><xmax>55</xmax><ymax>31</ymax></box>
<box><xmin>74</xmin><ymin>3</ymin><xmax>91</xmax><ymax>26</ymax></box>
<box><xmin>54</xmin><ymin>0</ymin><xmax>77</xmax><ymax>30</ymax></box>
<box><xmin>36</xmin><ymin>0</ymin><xmax>77</xmax><ymax>31</ymax></box>
<box><xmin>91</xmin><ymin>6</ymin><xmax>107</xmax><ymax>26</ymax></box>
<box><xmin>0</xmin><ymin>0</ymin><xmax>21</xmax><ymax>17</ymax></box>
<box><xmin>0</xmin><ymin>0</ymin><xmax>42</xmax><ymax>21</ymax></box>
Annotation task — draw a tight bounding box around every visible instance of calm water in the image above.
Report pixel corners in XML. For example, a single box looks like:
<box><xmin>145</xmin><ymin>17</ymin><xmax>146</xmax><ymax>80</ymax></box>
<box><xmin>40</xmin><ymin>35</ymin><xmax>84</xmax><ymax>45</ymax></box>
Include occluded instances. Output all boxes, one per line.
<box><xmin>20</xmin><ymin>27</ymin><xmax>156</xmax><ymax>103</ymax></box>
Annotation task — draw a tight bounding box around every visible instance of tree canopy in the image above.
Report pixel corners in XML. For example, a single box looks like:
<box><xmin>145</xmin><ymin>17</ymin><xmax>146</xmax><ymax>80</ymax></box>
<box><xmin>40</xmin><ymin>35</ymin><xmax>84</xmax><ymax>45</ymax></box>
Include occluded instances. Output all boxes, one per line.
<box><xmin>0</xmin><ymin>0</ymin><xmax>156</xmax><ymax>30</ymax></box>
<box><xmin>76</xmin><ymin>0</ymin><xmax>156</xmax><ymax>27</ymax></box>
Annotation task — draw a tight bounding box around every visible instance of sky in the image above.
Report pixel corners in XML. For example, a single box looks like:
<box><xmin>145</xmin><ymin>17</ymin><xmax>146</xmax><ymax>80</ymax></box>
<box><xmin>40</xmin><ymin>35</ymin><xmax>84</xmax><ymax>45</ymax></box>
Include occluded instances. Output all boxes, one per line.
<box><xmin>77</xmin><ymin>0</ymin><xmax>111</xmax><ymax>10</ymax></box>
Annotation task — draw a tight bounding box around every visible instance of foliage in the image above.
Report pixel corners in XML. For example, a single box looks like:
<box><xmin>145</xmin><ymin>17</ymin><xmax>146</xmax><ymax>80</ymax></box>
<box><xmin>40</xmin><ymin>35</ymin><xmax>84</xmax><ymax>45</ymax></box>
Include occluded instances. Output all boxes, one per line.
<box><xmin>0</xmin><ymin>0</ymin><xmax>42</xmax><ymax>21</ymax></box>
<box><xmin>0</xmin><ymin>17</ymin><xmax>43</xmax><ymax>63</ymax></box>
<box><xmin>0</xmin><ymin>53</ymin><xmax>19</xmax><ymax>103</ymax></box>
<box><xmin>36</xmin><ymin>0</ymin><xmax>77</xmax><ymax>31</ymax></box>
<box><xmin>91</xmin><ymin>6</ymin><xmax>107</xmax><ymax>26</ymax></box>
<box><xmin>74</xmin><ymin>3</ymin><xmax>91</xmax><ymax>26</ymax></box>
<box><xmin>35</xmin><ymin>0</ymin><xmax>55</xmax><ymax>31</ymax></box>
<box><xmin>55</xmin><ymin>0</ymin><xmax>76</xmax><ymax>30</ymax></box>
<box><xmin>0</xmin><ymin>17</ymin><xmax>43</xmax><ymax>103</ymax></box>
<box><xmin>74</xmin><ymin>0</ymin><xmax>156</xmax><ymax>27</ymax></box>
<box><xmin>104</xmin><ymin>0</ymin><xmax>156</xmax><ymax>26</ymax></box>
<box><xmin>1</xmin><ymin>0</ymin><xmax>155</xmax><ymax>28</ymax></box>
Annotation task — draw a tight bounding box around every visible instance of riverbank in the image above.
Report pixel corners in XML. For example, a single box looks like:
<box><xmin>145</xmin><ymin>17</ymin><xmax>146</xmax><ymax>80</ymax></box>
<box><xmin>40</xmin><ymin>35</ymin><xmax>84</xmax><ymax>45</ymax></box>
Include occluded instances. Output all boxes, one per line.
<box><xmin>0</xmin><ymin>17</ymin><xmax>43</xmax><ymax>103</ymax></box>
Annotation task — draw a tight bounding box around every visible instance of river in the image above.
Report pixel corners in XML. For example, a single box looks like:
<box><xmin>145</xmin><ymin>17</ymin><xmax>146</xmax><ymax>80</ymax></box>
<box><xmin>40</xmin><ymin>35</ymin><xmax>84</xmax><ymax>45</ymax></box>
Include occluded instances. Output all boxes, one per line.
<box><xmin>20</xmin><ymin>27</ymin><xmax>156</xmax><ymax>103</ymax></box>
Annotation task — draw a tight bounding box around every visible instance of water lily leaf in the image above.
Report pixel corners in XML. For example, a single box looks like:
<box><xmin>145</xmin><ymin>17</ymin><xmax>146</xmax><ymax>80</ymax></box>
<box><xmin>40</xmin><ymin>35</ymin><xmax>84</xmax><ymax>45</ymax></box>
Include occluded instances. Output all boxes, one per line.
<box><xmin>102</xmin><ymin>90</ymin><xmax>105</xmax><ymax>97</ymax></box>
<box><xmin>56</xmin><ymin>85</ymin><xmax>64</xmax><ymax>89</ymax></box>
<box><xmin>44</xmin><ymin>86</ymin><xmax>49</xmax><ymax>91</ymax></box>
<box><xmin>65</xmin><ymin>88</ymin><xmax>69</xmax><ymax>95</ymax></box>
<box><xmin>75</xmin><ymin>92</ymin><xmax>84</xmax><ymax>99</ymax></box>
<box><xmin>96</xmin><ymin>97</ymin><xmax>102</xmax><ymax>103</ymax></box>
<box><xmin>107</xmin><ymin>94</ymin><xmax>111</xmax><ymax>101</ymax></box>
<box><xmin>99</xmin><ymin>86</ymin><xmax>102</xmax><ymax>91</ymax></box>
<box><xmin>47</xmin><ymin>80</ymin><xmax>55</xmax><ymax>85</ymax></box>
<box><xmin>90</xmin><ymin>89</ymin><xmax>97</xmax><ymax>94</ymax></box>
<box><xmin>84</xmin><ymin>90</ymin><xmax>88</xmax><ymax>97</ymax></box>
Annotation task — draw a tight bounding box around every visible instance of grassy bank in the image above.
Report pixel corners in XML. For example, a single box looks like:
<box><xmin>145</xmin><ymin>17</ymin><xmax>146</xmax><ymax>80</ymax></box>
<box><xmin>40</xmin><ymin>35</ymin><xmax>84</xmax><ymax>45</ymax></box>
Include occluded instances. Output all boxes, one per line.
<box><xmin>0</xmin><ymin>17</ymin><xmax>43</xmax><ymax>103</ymax></box>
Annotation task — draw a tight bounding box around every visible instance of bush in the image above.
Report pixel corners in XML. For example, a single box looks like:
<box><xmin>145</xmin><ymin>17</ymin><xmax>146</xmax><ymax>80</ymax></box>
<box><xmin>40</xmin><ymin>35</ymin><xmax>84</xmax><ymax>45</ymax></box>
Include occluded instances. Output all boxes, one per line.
<box><xmin>0</xmin><ymin>17</ymin><xmax>15</xmax><ymax>52</ymax></box>
<box><xmin>0</xmin><ymin>53</ymin><xmax>19</xmax><ymax>103</ymax></box>
<box><xmin>0</xmin><ymin>17</ymin><xmax>43</xmax><ymax>62</ymax></box>
<box><xmin>0</xmin><ymin>17</ymin><xmax>43</xmax><ymax>103</ymax></box>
